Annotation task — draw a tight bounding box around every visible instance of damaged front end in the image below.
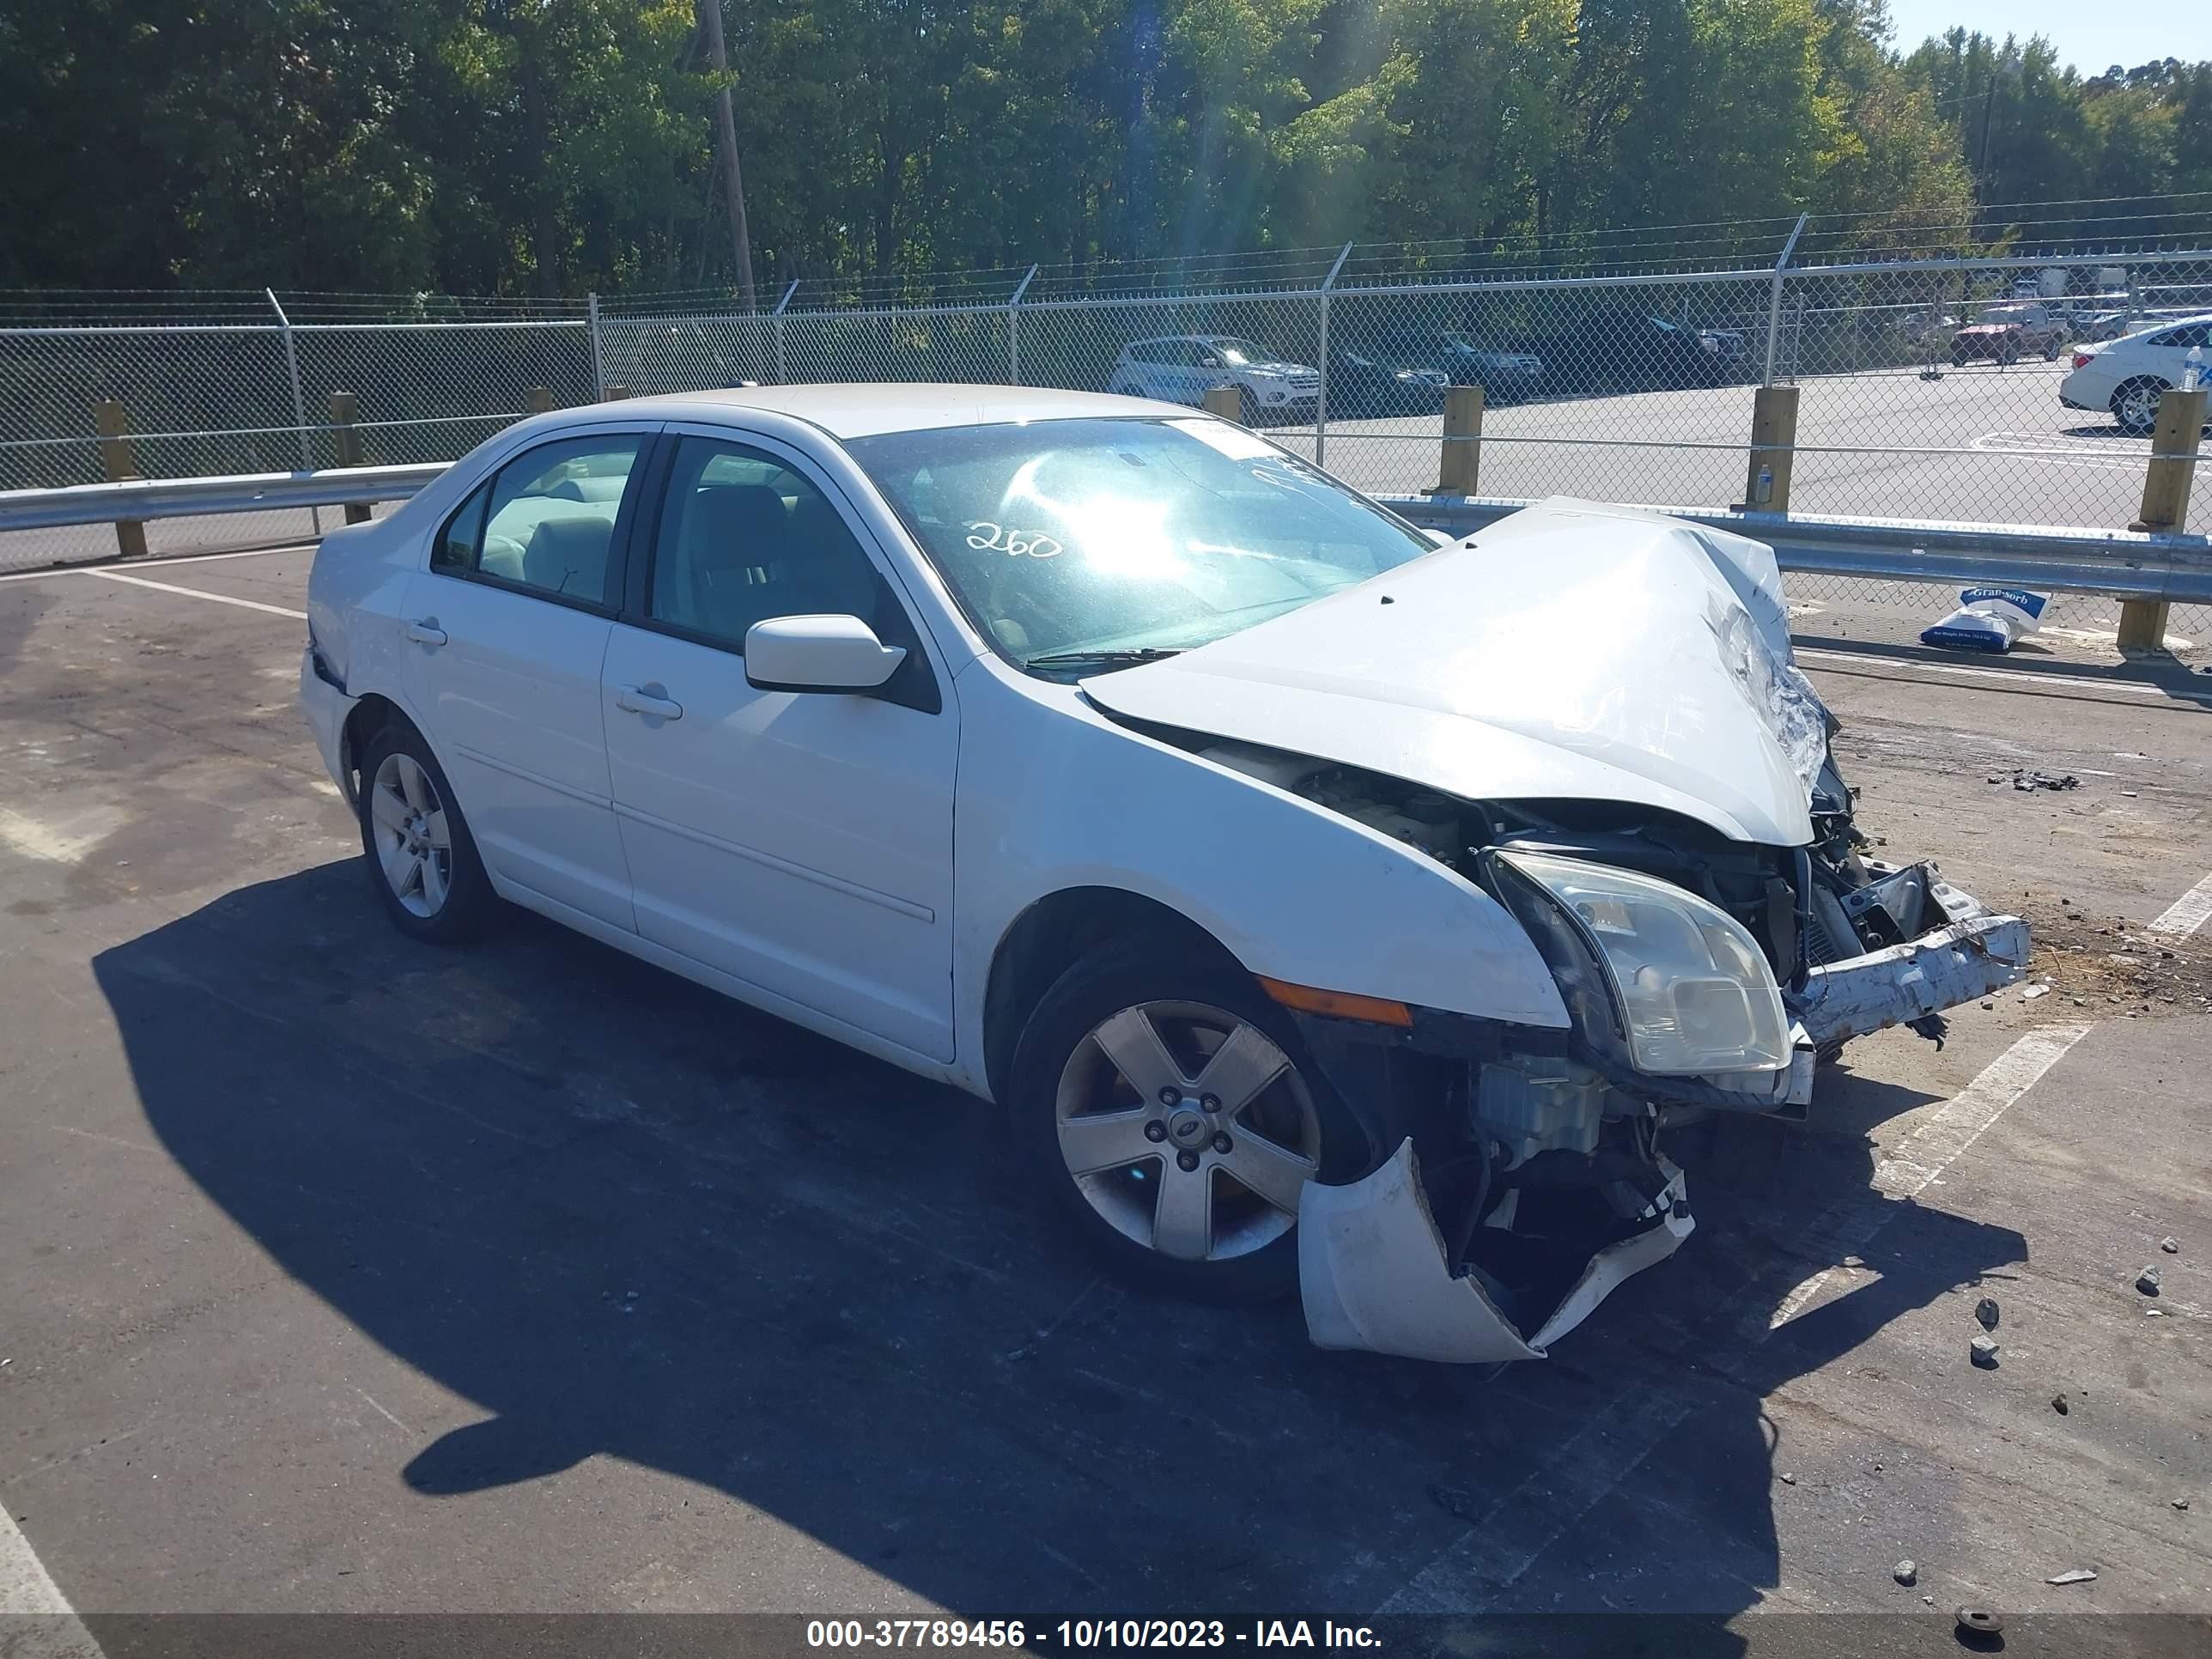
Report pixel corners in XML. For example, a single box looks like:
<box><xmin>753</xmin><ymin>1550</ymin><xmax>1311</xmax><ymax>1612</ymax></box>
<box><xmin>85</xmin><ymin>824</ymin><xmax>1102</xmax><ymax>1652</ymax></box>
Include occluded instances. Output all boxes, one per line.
<box><xmin>1259</xmin><ymin>755</ymin><xmax>2027</xmax><ymax>1363</ymax></box>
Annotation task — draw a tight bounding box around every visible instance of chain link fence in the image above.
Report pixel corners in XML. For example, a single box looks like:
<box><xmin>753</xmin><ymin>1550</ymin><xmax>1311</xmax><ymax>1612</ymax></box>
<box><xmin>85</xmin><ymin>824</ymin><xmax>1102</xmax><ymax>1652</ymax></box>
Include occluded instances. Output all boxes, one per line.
<box><xmin>4</xmin><ymin>234</ymin><xmax>2208</xmax><ymax>639</ymax></box>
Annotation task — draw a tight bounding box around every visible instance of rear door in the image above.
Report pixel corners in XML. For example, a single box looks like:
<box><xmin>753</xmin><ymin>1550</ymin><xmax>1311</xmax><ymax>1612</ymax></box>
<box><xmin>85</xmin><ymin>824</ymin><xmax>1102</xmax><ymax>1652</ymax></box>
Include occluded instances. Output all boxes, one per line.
<box><xmin>402</xmin><ymin>427</ymin><xmax>653</xmax><ymax>931</ymax></box>
<box><xmin>598</xmin><ymin>425</ymin><xmax>959</xmax><ymax>1060</ymax></box>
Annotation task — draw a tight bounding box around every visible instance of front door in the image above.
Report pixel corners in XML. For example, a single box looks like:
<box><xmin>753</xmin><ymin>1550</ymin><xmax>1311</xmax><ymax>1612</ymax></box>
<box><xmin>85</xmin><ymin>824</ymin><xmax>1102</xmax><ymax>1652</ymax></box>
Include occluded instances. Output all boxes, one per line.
<box><xmin>402</xmin><ymin>428</ymin><xmax>651</xmax><ymax>931</ymax></box>
<box><xmin>599</xmin><ymin>428</ymin><xmax>958</xmax><ymax>1061</ymax></box>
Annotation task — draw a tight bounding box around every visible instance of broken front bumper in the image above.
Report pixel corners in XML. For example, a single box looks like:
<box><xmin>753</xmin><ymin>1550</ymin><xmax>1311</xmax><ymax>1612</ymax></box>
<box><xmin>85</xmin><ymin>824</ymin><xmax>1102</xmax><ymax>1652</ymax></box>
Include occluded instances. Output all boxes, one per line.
<box><xmin>1291</xmin><ymin>896</ymin><xmax>2028</xmax><ymax>1364</ymax></box>
<box><xmin>1793</xmin><ymin>911</ymin><xmax>2030</xmax><ymax>1052</ymax></box>
<box><xmin>1301</xmin><ymin>1142</ymin><xmax>1694</xmax><ymax>1363</ymax></box>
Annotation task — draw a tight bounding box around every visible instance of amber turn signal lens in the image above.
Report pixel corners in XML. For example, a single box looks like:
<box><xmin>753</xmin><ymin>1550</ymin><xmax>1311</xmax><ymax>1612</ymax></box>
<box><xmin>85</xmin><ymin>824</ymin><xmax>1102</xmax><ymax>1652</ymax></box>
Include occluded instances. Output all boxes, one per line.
<box><xmin>1255</xmin><ymin>975</ymin><xmax>1415</xmax><ymax>1028</ymax></box>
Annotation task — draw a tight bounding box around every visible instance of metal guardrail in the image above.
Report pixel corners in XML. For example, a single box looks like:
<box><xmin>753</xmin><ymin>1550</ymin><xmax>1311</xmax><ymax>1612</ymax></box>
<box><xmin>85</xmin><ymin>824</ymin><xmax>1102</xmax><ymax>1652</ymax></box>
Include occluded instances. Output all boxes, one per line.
<box><xmin>0</xmin><ymin>463</ymin><xmax>445</xmax><ymax>532</ymax></box>
<box><xmin>1381</xmin><ymin>495</ymin><xmax>2212</xmax><ymax>605</ymax></box>
<box><xmin>3</xmin><ymin>463</ymin><xmax>2208</xmax><ymax>606</ymax></box>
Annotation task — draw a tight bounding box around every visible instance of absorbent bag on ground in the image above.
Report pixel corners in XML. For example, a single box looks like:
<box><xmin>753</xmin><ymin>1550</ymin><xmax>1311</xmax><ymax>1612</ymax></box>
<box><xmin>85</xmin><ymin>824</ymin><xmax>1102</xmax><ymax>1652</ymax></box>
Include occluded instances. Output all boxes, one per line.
<box><xmin>1920</xmin><ymin>586</ymin><xmax>2047</xmax><ymax>653</ymax></box>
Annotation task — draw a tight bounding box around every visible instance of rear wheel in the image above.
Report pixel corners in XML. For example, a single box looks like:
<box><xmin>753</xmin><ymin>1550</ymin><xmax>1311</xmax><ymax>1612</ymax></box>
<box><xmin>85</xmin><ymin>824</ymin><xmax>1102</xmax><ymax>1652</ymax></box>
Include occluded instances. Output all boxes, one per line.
<box><xmin>357</xmin><ymin>724</ymin><xmax>494</xmax><ymax>943</ymax></box>
<box><xmin>2112</xmin><ymin>376</ymin><xmax>2171</xmax><ymax>437</ymax></box>
<box><xmin>1009</xmin><ymin>941</ymin><xmax>1365</xmax><ymax>1303</ymax></box>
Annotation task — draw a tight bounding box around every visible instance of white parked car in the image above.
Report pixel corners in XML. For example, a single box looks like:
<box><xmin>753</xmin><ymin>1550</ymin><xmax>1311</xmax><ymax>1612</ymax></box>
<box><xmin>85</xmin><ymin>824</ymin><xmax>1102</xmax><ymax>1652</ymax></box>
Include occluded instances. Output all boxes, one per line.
<box><xmin>1109</xmin><ymin>336</ymin><xmax>1319</xmax><ymax>422</ymax></box>
<box><xmin>301</xmin><ymin>386</ymin><xmax>2026</xmax><ymax>1362</ymax></box>
<box><xmin>2059</xmin><ymin>313</ymin><xmax>2212</xmax><ymax>434</ymax></box>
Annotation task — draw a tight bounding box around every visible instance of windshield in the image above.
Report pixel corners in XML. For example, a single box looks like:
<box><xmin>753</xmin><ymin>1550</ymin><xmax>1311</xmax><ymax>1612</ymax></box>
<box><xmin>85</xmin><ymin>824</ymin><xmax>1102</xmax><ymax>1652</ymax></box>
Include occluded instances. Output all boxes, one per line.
<box><xmin>848</xmin><ymin>417</ymin><xmax>1432</xmax><ymax>669</ymax></box>
<box><xmin>1210</xmin><ymin>337</ymin><xmax>1273</xmax><ymax>367</ymax></box>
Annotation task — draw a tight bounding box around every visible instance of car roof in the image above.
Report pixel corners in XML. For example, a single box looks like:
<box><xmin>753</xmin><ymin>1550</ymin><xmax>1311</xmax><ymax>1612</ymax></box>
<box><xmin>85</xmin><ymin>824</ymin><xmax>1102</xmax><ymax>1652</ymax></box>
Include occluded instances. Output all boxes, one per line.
<box><xmin>2107</xmin><ymin>312</ymin><xmax>2212</xmax><ymax>345</ymax></box>
<box><xmin>618</xmin><ymin>383</ymin><xmax>1179</xmax><ymax>439</ymax></box>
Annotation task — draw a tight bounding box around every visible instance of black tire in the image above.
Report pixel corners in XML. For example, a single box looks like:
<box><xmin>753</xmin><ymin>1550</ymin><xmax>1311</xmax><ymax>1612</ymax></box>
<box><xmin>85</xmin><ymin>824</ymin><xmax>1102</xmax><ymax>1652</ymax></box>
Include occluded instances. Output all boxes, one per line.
<box><xmin>2000</xmin><ymin>343</ymin><xmax>2019</xmax><ymax>367</ymax></box>
<box><xmin>356</xmin><ymin>721</ymin><xmax>495</xmax><ymax>944</ymax></box>
<box><xmin>1949</xmin><ymin>349</ymin><xmax>1966</xmax><ymax>368</ymax></box>
<box><xmin>2112</xmin><ymin>377</ymin><xmax>2170</xmax><ymax>438</ymax></box>
<box><xmin>2043</xmin><ymin>339</ymin><xmax>2061</xmax><ymax>362</ymax></box>
<box><xmin>1007</xmin><ymin>937</ymin><xmax>1374</xmax><ymax>1304</ymax></box>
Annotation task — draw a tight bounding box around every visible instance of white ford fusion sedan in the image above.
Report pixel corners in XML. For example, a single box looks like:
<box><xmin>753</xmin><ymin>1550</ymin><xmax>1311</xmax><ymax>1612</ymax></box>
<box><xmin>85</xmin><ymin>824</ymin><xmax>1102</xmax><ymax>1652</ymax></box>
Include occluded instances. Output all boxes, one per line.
<box><xmin>301</xmin><ymin>386</ymin><xmax>2027</xmax><ymax>1361</ymax></box>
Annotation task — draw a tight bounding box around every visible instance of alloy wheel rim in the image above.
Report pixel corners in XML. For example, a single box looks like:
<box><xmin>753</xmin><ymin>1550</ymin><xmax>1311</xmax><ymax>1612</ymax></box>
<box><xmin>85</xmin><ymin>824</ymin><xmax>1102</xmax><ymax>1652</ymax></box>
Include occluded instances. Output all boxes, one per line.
<box><xmin>368</xmin><ymin>752</ymin><xmax>453</xmax><ymax>919</ymax></box>
<box><xmin>2121</xmin><ymin>384</ymin><xmax>2160</xmax><ymax>429</ymax></box>
<box><xmin>1053</xmin><ymin>1000</ymin><xmax>1321</xmax><ymax>1263</ymax></box>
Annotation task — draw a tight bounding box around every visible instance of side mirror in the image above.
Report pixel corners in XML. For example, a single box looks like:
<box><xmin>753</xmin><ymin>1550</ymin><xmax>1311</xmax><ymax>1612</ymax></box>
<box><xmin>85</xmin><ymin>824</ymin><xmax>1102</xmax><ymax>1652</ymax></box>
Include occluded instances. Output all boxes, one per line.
<box><xmin>744</xmin><ymin>614</ymin><xmax>906</xmax><ymax>694</ymax></box>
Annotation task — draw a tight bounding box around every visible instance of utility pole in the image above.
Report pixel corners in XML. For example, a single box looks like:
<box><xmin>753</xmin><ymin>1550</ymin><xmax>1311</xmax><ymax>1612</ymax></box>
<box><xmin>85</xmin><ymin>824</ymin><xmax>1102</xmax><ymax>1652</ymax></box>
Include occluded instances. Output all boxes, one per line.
<box><xmin>1977</xmin><ymin>68</ymin><xmax>2000</xmax><ymax>175</ymax></box>
<box><xmin>697</xmin><ymin>0</ymin><xmax>757</xmax><ymax>310</ymax></box>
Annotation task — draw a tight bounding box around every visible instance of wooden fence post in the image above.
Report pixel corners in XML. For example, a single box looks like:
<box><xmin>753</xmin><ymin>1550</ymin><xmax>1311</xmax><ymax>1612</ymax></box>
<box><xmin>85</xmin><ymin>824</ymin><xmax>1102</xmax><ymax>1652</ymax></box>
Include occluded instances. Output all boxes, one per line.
<box><xmin>1201</xmin><ymin>384</ymin><xmax>1243</xmax><ymax>423</ymax></box>
<box><xmin>2118</xmin><ymin>386</ymin><xmax>2209</xmax><ymax>654</ymax></box>
<box><xmin>526</xmin><ymin>386</ymin><xmax>555</xmax><ymax>414</ymax></box>
<box><xmin>326</xmin><ymin>391</ymin><xmax>372</xmax><ymax>524</ymax></box>
<box><xmin>93</xmin><ymin>399</ymin><xmax>149</xmax><ymax>560</ymax></box>
<box><xmin>1429</xmin><ymin>384</ymin><xmax>1484</xmax><ymax>495</ymax></box>
<box><xmin>1739</xmin><ymin>384</ymin><xmax>1799</xmax><ymax>513</ymax></box>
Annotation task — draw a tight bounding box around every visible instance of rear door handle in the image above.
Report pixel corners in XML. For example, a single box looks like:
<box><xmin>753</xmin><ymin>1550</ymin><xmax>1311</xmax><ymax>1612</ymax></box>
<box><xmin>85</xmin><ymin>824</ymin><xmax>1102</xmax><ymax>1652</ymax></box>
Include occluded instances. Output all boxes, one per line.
<box><xmin>616</xmin><ymin>684</ymin><xmax>684</xmax><ymax>720</ymax></box>
<box><xmin>405</xmin><ymin>619</ymin><xmax>447</xmax><ymax>647</ymax></box>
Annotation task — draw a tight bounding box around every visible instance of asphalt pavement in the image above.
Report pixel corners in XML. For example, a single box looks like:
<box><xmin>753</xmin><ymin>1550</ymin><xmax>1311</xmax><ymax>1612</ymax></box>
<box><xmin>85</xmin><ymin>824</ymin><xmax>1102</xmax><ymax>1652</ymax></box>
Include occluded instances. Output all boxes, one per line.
<box><xmin>1</xmin><ymin>544</ymin><xmax>2209</xmax><ymax>1657</ymax></box>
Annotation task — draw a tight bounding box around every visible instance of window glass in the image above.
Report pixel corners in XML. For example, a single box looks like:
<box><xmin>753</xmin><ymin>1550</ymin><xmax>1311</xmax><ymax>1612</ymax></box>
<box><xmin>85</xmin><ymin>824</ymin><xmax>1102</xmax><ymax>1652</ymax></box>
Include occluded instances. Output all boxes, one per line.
<box><xmin>848</xmin><ymin>416</ymin><xmax>1431</xmax><ymax>670</ymax></box>
<box><xmin>436</xmin><ymin>483</ymin><xmax>490</xmax><ymax>572</ymax></box>
<box><xmin>647</xmin><ymin>437</ymin><xmax>884</xmax><ymax>652</ymax></box>
<box><xmin>434</xmin><ymin>435</ymin><xmax>641</xmax><ymax>605</ymax></box>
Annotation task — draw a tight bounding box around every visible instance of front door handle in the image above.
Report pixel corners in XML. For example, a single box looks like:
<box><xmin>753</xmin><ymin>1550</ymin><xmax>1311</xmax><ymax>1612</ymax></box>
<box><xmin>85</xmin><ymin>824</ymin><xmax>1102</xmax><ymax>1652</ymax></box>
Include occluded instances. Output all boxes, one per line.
<box><xmin>405</xmin><ymin>619</ymin><xmax>447</xmax><ymax>647</ymax></box>
<box><xmin>616</xmin><ymin>684</ymin><xmax>684</xmax><ymax>720</ymax></box>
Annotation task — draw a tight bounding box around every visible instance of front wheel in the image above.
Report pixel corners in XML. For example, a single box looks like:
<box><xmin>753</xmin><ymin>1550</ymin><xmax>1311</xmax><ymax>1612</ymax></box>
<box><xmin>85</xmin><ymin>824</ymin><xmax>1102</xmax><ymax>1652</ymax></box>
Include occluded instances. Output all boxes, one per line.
<box><xmin>1009</xmin><ymin>942</ymin><xmax>1365</xmax><ymax>1302</ymax></box>
<box><xmin>357</xmin><ymin>723</ymin><xmax>495</xmax><ymax>943</ymax></box>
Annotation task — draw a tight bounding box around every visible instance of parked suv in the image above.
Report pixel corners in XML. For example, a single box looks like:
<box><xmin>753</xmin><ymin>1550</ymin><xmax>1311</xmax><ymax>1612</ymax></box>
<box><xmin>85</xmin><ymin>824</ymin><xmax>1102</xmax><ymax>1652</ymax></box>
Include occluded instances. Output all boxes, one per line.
<box><xmin>1109</xmin><ymin>336</ymin><xmax>1319</xmax><ymax>422</ymax></box>
<box><xmin>1949</xmin><ymin>303</ymin><xmax>2067</xmax><ymax>366</ymax></box>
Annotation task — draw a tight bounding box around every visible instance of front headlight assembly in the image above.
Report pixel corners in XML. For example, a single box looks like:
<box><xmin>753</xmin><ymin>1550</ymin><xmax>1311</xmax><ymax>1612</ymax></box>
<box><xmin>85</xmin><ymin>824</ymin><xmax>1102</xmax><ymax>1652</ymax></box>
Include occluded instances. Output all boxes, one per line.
<box><xmin>1488</xmin><ymin>850</ymin><xmax>1791</xmax><ymax>1078</ymax></box>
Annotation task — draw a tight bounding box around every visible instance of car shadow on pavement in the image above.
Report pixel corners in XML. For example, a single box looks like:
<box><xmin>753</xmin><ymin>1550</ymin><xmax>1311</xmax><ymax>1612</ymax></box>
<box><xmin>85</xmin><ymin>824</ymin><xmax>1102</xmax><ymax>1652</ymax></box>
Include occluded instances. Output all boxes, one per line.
<box><xmin>93</xmin><ymin>860</ymin><xmax>2028</xmax><ymax>1632</ymax></box>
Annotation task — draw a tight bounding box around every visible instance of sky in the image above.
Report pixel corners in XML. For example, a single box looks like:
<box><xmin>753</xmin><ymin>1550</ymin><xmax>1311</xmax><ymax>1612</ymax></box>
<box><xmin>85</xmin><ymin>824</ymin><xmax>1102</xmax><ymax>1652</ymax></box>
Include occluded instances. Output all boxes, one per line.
<box><xmin>1882</xmin><ymin>0</ymin><xmax>2212</xmax><ymax>77</ymax></box>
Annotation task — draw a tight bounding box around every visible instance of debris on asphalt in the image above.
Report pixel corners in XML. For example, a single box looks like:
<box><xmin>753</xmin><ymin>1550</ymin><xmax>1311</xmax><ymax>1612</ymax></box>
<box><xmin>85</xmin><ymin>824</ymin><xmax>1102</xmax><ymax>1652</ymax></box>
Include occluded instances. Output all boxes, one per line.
<box><xmin>1956</xmin><ymin>1607</ymin><xmax>2002</xmax><ymax>1636</ymax></box>
<box><xmin>1893</xmin><ymin>1559</ymin><xmax>1917</xmax><ymax>1585</ymax></box>
<box><xmin>1923</xmin><ymin>1594</ymin><xmax>1936</xmax><ymax>1605</ymax></box>
<box><xmin>2175</xmin><ymin>1498</ymin><xmax>2191</xmax><ymax>1511</ymax></box>
<box><xmin>2137</xmin><ymin>1266</ymin><xmax>2163</xmax><ymax>1297</ymax></box>
<box><xmin>2045</xmin><ymin>1567</ymin><xmax>2098</xmax><ymax>1586</ymax></box>
<box><xmin>2021</xmin><ymin>982</ymin><xmax>2051</xmax><ymax>1001</ymax></box>
<box><xmin>1975</xmin><ymin>1296</ymin><xmax>2000</xmax><ymax>1330</ymax></box>
<box><xmin>1971</xmin><ymin>1334</ymin><xmax>2001</xmax><ymax>1368</ymax></box>
<box><xmin>2161</xmin><ymin>1237</ymin><xmax>2180</xmax><ymax>1254</ymax></box>
<box><xmin>2051</xmin><ymin>1394</ymin><xmax>2069</xmax><ymax>1415</ymax></box>
<box><xmin>1990</xmin><ymin>768</ymin><xmax>2079</xmax><ymax>792</ymax></box>
<box><xmin>1779</xmin><ymin>1471</ymin><xmax>1796</xmax><ymax>1485</ymax></box>
<box><xmin>1426</xmin><ymin>1482</ymin><xmax>1480</xmax><ymax>1523</ymax></box>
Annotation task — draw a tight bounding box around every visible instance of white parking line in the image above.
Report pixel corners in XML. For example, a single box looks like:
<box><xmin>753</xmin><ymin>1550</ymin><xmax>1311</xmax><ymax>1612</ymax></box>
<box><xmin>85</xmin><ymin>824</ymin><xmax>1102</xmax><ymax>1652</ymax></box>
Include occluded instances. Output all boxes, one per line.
<box><xmin>84</xmin><ymin>567</ymin><xmax>306</xmax><ymax>620</ymax></box>
<box><xmin>1797</xmin><ymin>646</ymin><xmax>2212</xmax><ymax>704</ymax></box>
<box><xmin>0</xmin><ymin>1506</ymin><xmax>104</xmax><ymax>1657</ymax></box>
<box><xmin>0</xmin><ymin>543</ymin><xmax>310</xmax><ymax>584</ymax></box>
<box><xmin>2148</xmin><ymin>870</ymin><xmax>2212</xmax><ymax>939</ymax></box>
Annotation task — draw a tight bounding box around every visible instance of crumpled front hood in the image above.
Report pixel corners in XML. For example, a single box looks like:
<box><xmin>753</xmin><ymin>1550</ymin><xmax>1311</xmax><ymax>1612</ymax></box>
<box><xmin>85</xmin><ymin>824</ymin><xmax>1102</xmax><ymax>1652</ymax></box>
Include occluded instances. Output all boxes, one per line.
<box><xmin>1080</xmin><ymin>498</ymin><xmax>1821</xmax><ymax>847</ymax></box>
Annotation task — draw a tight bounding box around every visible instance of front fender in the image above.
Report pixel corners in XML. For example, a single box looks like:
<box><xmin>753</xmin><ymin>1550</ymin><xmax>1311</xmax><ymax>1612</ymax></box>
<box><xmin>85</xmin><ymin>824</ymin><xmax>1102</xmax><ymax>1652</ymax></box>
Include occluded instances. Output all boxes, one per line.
<box><xmin>951</xmin><ymin>659</ymin><xmax>1568</xmax><ymax>1085</ymax></box>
